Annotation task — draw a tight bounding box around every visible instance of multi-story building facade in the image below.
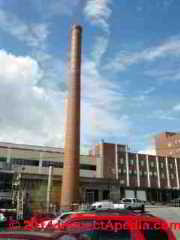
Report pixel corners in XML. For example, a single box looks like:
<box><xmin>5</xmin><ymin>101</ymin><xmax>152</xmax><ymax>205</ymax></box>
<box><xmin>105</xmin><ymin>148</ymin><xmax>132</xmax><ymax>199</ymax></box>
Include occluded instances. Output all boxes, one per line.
<box><xmin>155</xmin><ymin>132</ymin><xmax>180</xmax><ymax>157</ymax></box>
<box><xmin>0</xmin><ymin>140</ymin><xmax>180</xmax><ymax>211</ymax></box>
<box><xmin>0</xmin><ymin>141</ymin><xmax>97</xmax><ymax>209</ymax></box>
<box><xmin>94</xmin><ymin>141</ymin><xmax>180</xmax><ymax>202</ymax></box>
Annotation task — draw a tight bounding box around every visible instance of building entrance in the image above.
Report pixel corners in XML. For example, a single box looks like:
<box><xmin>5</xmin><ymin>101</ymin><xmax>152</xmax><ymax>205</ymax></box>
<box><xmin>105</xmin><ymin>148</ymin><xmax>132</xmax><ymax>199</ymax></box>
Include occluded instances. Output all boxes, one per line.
<box><xmin>85</xmin><ymin>189</ymin><xmax>98</xmax><ymax>204</ymax></box>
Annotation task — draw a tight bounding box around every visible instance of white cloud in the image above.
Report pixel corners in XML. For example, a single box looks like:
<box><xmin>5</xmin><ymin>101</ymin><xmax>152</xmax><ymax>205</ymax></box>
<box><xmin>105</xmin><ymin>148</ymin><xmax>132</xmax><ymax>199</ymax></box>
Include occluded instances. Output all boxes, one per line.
<box><xmin>138</xmin><ymin>146</ymin><xmax>156</xmax><ymax>155</ymax></box>
<box><xmin>91</xmin><ymin>36</ymin><xmax>109</xmax><ymax>65</ymax></box>
<box><xmin>132</xmin><ymin>87</ymin><xmax>155</xmax><ymax>105</ymax></box>
<box><xmin>32</xmin><ymin>51</ymin><xmax>67</xmax><ymax>91</ymax></box>
<box><xmin>150</xmin><ymin>109</ymin><xmax>177</xmax><ymax>121</ymax></box>
<box><xmin>0</xmin><ymin>9</ymin><xmax>49</xmax><ymax>48</ymax></box>
<box><xmin>0</xmin><ymin>49</ymin><xmax>131</xmax><ymax>150</ymax></box>
<box><xmin>143</xmin><ymin>87</ymin><xmax>155</xmax><ymax>95</ymax></box>
<box><xmin>173</xmin><ymin>104</ymin><xmax>180</xmax><ymax>111</ymax></box>
<box><xmin>145</xmin><ymin>68</ymin><xmax>180</xmax><ymax>82</ymax></box>
<box><xmin>84</xmin><ymin>0</ymin><xmax>112</xmax><ymax>33</ymax></box>
<box><xmin>0</xmin><ymin>50</ymin><xmax>42</xmax><ymax>85</ymax></box>
<box><xmin>0</xmin><ymin>49</ymin><xmax>65</xmax><ymax>147</ymax></box>
<box><xmin>106</xmin><ymin>37</ymin><xmax>180</xmax><ymax>72</ymax></box>
<box><xmin>81</xmin><ymin>58</ymin><xmax>131</xmax><ymax>144</ymax></box>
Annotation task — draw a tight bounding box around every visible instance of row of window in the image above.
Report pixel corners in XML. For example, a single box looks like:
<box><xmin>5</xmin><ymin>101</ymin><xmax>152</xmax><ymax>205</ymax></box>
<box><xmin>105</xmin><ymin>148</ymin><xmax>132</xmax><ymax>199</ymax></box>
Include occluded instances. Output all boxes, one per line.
<box><xmin>0</xmin><ymin>157</ymin><xmax>6</xmax><ymax>162</ymax></box>
<box><xmin>11</xmin><ymin>158</ymin><xmax>39</xmax><ymax>166</ymax></box>
<box><xmin>168</xmin><ymin>140</ymin><xmax>180</xmax><ymax>147</ymax></box>
<box><xmin>11</xmin><ymin>158</ymin><xmax>96</xmax><ymax>170</ymax></box>
<box><xmin>119</xmin><ymin>158</ymin><xmax>175</xmax><ymax>169</ymax></box>
<box><xmin>42</xmin><ymin>161</ymin><xmax>63</xmax><ymax>168</ymax></box>
<box><xmin>118</xmin><ymin>170</ymin><xmax>175</xmax><ymax>179</ymax></box>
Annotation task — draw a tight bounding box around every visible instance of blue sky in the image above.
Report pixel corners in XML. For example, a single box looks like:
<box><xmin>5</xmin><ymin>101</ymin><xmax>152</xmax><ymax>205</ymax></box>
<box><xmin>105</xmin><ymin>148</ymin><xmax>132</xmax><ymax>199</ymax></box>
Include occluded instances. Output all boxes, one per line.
<box><xmin>0</xmin><ymin>0</ymin><xmax>180</xmax><ymax>154</ymax></box>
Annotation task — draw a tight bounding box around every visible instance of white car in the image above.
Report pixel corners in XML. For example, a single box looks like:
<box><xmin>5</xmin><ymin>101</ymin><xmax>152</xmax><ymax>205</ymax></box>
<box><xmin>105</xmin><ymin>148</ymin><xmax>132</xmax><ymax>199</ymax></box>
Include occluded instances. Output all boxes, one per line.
<box><xmin>120</xmin><ymin>198</ymin><xmax>145</xmax><ymax>211</ymax></box>
<box><xmin>90</xmin><ymin>201</ymin><xmax>114</xmax><ymax>210</ymax></box>
<box><xmin>90</xmin><ymin>201</ymin><xmax>125</xmax><ymax>210</ymax></box>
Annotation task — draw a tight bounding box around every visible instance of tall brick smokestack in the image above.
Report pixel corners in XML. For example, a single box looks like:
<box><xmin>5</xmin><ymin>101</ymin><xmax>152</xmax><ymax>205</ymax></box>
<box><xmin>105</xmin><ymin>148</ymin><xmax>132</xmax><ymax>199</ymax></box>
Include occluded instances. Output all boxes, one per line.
<box><xmin>61</xmin><ymin>25</ymin><xmax>82</xmax><ymax>208</ymax></box>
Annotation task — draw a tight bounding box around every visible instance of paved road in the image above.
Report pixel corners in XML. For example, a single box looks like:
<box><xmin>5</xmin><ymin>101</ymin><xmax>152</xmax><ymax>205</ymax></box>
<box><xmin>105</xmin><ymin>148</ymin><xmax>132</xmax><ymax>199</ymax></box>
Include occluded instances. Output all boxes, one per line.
<box><xmin>147</xmin><ymin>207</ymin><xmax>180</xmax><ymax>239</ymax></box>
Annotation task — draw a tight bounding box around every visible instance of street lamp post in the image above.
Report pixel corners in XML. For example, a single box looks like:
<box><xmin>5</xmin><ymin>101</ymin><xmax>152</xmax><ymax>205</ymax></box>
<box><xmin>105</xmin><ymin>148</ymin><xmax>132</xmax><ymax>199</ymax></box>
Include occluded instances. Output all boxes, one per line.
<box><xmin>47</xmin><ymin>166</ymin><xmax>53</xmax><ymax>213</ymax></box>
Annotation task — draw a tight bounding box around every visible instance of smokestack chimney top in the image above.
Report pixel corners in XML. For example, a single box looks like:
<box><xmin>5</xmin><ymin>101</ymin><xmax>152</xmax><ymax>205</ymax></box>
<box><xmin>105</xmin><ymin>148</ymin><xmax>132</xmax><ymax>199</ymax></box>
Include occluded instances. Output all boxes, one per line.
<box><xmin>72</xmin><ymin>25</ymin><xmax>82</xmax><ymax>32</ymax></box>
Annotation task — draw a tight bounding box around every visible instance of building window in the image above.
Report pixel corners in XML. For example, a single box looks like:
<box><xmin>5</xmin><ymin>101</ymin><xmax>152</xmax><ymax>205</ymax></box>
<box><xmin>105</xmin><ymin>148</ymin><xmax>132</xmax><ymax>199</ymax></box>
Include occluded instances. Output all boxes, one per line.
<box><xmin>140</xmin><ymin>171</ymin><xmax>147</xmax><ymax>177</ymax></box>
<box><xmin>149</xmin><ymin>172</ymin><xmax>152</xmax><ymax>176</ymax></box>
<box><xmin>80</xmin><ymin>164</ymin><xmax>96</xmax><ymax>171</ymax></box>
<box><xmin>42</xmin><ymin>161</ymin><xmax>62</xmax><ymax>168</ymax></box>
<box><xmin>118</xmin><ymin>146</ymin><xmax>125</xmax><ymax>152</ymax></box>
<box><xmin>129</xmin><ymin>159</ymin><xmax>134</xmax><ymax>165</ymax></box>
<box><xmin>168</xmin><ymin>143</ymin><xmax>172</xmax><ymax>147</ymax></box>
<box><xmin>170</xmin><ymin>163</ymin><xmax>173</xmax><ymax>169</ymax></box>
<box><xmin>161</xmin><ymin>173</ymin><xmax>165</xmax><ymax>179</ymax></box>
<box><xmin>41</xmin><ymin>161</ymin><xmax>96</xmax><ymax>170</ymax></box>
<box><xmin>140</xmin><ymin>161</ymin><xmax>144</xmax><ymax>166</ymax></box>
<box><xmin>120</xmin><ymin>158</ymin><xmax>124</xmax><ymax>164</ymax></box>
<box><xmin>160</xmin><ymin>162</ymin><xmax>164</xmax><ymax>168</ymax></box>
<box><xmin>150</xmin><ymin>162</ymin><xmax>154</xmax><ymax>167</ymax></box>
<box><xmin>11</xmin><ymin>158</ymin><xmax>39</xmax><ymax>166</ymax></box>
<box><xmin>153</xmin><ymin>172</ymin><xmax>157</xmax><ymax>176</ymax></box>
<box><xmin>171</xmin><ymin>174</ymin><xmax>174</xmax><ymax>179</ymax></box>
<box><xmin>123</xmin><ymin>169</ymin><xmax>127</xmax><ymax>174</ymax></box>
<box><xmin>118</xmin><ymin>169</ymin><xmax>122</xmax><ymax>173</ymax></box>
<box><xmin>0</xmin><ymin>157</ymin><xmax>6</xmax><ymax>162</ymax></box>
<box><xmin>120</xmin><ymin>180</ymin><xmax>125</xmax><ymax>184</ymax></box>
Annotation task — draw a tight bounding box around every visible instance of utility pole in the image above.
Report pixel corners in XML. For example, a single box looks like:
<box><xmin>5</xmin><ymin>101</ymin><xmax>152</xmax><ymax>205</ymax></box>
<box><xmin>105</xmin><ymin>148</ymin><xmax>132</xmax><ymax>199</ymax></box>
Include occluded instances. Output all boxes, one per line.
<box><xmin>12</xmin><ymin>172</ymin><xmax>24</xmax><ymax>220</ymax></box>
<box><xmin>47</xmin><ymin>166</ymin><xmax>53</xmax><ymax>213</ymax></box>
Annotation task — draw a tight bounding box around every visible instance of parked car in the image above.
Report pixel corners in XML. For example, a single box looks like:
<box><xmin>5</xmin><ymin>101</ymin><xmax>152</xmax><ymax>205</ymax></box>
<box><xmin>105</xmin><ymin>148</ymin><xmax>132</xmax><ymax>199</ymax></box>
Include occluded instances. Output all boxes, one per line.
<box><xmin>120</xmin><ymin>198</ymin><xmax>145</xmax><ymax>211</ymax></box>
<box><xmin>57</xmin><ymin>212</ymin><xmax>176</xmax><ymax>239</ymax></box>
<box><xmin>169</xmin><ymin>197</ymin><xmax>180</xmax><ymax>207</ymax></box>
<box><xmin>38</xmin><ymin>208</ymin><xmax>140</xmax><ymax>230</ymax></box>
<box><xmin>6</xmin><ymin>211</ymin><xmax>176</xmax><ymax>240</ymax></box>
<box><xmin>90</xmin><ymin>198</ymin><xmax>145</xmax><ymax>211</ymax></box>
<box><xmin>90</xmin><ymin>200</ymin><xmax>124</xmax><ymax>210</ymax></box>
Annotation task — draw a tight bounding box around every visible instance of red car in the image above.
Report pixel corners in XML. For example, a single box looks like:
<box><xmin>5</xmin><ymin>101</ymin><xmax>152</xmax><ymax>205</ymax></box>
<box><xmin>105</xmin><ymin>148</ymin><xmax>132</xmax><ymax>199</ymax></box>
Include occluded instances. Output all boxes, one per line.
<box><xmin>2</xmin><ymin>211</ymin><xmax>176</xmax><ymax>240</ymax></box>
<box><xmin>31</xmin><ymin>213</ymin><xmax>56</xmax><ymax>223</ymax></box>
<box><xmin>54</xmin><ymin>212</ymin><xmax>176</xmax><ymax>240</ymax></box>
<box><xmin>0</xmin><ymin>221</ymin><xmax>176</xmax><ymax>240</ymax></box>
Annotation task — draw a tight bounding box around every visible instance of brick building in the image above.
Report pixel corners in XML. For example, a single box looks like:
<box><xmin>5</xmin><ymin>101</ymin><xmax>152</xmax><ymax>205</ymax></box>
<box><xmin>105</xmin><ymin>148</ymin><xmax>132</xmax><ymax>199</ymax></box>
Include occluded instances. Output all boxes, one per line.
<box><xmin>155</xmin><ymin>132</ymin><xmax>180</xmax><ymax>157</ymax></box>
<box><xmin>94</xmin><ymin>141</ymin><xmax>180</xmax><ymax>202</ymax></box>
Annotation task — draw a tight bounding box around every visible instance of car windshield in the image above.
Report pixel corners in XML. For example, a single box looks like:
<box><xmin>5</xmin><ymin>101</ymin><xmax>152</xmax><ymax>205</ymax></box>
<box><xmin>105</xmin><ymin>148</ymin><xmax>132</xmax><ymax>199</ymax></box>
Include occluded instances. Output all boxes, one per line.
<box><xmin>60</xmin><ymin>214</ymin><xmax>72</xmax><ymax>222</ymax></box>
<box><xmin>142</xmin><ymin>229</ymin><xmax>169</xmax><ymax>240</ymax></box>
<box><xmin>79</xmin><ymin>230</ymin><xmax>131</xmax><ymax>240</ymax></box>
